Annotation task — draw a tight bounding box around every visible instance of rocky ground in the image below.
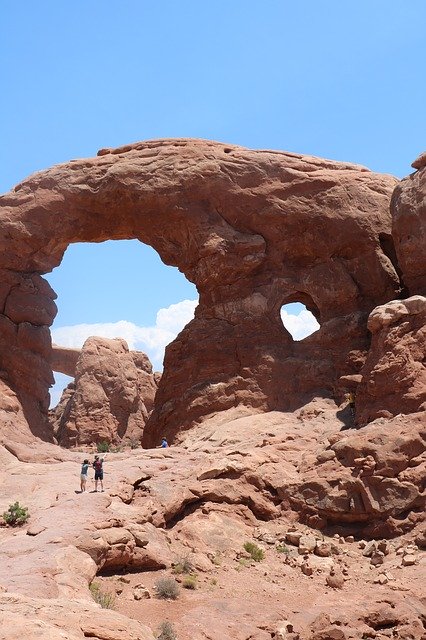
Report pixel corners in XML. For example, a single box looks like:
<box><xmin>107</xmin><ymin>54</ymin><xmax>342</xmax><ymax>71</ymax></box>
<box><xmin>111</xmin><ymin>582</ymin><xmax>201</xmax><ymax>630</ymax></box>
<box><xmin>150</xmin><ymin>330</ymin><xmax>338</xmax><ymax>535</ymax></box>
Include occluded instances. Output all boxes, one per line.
<box><xmin>0</xmin><ymin>401</ymin><xmax>424</xmax><ymax>640</ymax></box>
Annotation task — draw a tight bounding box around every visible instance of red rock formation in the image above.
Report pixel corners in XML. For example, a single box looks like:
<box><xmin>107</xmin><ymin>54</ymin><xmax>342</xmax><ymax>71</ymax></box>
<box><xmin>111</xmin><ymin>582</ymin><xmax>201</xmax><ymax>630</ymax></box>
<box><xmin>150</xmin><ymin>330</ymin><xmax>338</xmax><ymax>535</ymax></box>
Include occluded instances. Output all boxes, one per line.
<box><xmin>357</xmin><ymin>296</ymin><xmax>426</xmax><ymax>425</ymax></box>
<box><xmin>50</xmin><ymin>344</ymin><xmax>80</xmax><ymax>377</ymax></box>
<box><xmin>0</xmin><ymin>139</ymin><xmax>401</xmax><ymax>446</ymax></box>
<box><xmin>391</xmin><ymin>152</ymin><xmax>426</xmax><ymax>296</ymax></box>
<box><xmin>52</xmin><ymin>337</ymin><xmax>158</xmax><ymax>446</ymax></box>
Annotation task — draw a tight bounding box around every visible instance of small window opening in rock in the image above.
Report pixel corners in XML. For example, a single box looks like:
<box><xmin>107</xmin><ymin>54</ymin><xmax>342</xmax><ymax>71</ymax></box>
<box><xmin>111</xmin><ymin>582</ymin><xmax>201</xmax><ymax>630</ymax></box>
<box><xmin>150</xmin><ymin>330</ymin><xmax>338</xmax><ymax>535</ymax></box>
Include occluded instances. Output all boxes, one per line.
<box><xmin>280</xmin><ymin>301</ymin><xmax>320</xmax><ymax>341</ymax></box>
<box><xmin>46</xmin><ymin>239</ymin><xmax>197</xmax><ymax>408</ymax></box>
<box><xmin>224</xmin><ymin>148</ymin><xmax>232</xmax><ymax>154</ymax></box>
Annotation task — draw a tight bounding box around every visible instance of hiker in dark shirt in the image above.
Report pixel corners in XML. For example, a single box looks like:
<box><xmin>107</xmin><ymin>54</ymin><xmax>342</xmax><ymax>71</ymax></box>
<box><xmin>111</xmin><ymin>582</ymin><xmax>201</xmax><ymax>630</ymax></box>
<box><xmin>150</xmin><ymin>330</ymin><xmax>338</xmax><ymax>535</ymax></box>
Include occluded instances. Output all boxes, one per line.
<box><xmin>93</xmin><ymin>455</ymin><xmax>105</xmax><ymax>492</ymax></box>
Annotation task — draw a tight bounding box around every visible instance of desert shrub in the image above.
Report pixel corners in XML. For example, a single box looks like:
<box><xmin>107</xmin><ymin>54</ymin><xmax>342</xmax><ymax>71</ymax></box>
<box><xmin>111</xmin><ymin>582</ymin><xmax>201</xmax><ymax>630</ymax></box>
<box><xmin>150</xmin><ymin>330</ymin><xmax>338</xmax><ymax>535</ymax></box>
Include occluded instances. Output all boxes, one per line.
<box><xmin>211</xmin><ymin>551</ymin><xmax>222</xmax><ymax>566</ymax></box>
<box><xmin>3</xmin><ymin>501</ymin><xmax>29</xmax><ymax>526</ymax></box>
<box><xmin>182</xmin><ymin>574</ymin><xmax>197</xmax><ymax>590</ymax></box>
<box><xmin>157</xmin><ymin>621</ymin><xmax>177</xmax><ymax>640</ymax></box>
<box><xmin>237</xmin><ymin>557</ymin><xmax>250</xmax><ymax>569</ymax></box>
<box><xmin>97</xmin><ymin>441</ymin><xmax>110</xmax><ymax>453</ymax></box>
<box><xmin>172</xmin><ymin>555</ymin><xmax>193</xmax><ymax>575</ymax></box>
<box><xmin>243</xmin><ymin>541</ymin><xmax>265</xmax><ymax>562</ymax></box>
<box><xmin>110</xmin><ymin>445</ymin><xmax>124</xmax><ymax>453</ymax></box>
<box><xmin>89</xmin><ymin>582</ymin><xmax>115</xmax><ymax>609</ymax></box>
<box><xmin>155</xmin><ymin>577</ymin><xmax>180</xmax><ymax>600</ymax></box>
<box><xmin>128</xmin><ymin>438</ymin><xmax>140</xmax><ymax>450</ymax></box>
<box><xmin>276</xmin><ymin>543</ymin><xmax>290</xmax><ymax>554</ymax></box>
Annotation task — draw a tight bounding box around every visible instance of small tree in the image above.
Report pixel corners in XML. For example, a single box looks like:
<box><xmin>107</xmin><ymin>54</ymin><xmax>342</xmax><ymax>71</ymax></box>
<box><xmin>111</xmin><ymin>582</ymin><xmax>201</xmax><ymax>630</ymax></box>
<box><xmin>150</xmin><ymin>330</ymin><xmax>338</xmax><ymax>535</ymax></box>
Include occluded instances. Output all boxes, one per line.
<box><xmin>97</xmin><ymin>441</ymin><xmax>110</xmax><ymax>453</ymax></box>
<box><xmin>3</xmin><ymin>502</ymin><xmax>29</xmax><ymax>526</ymax></box>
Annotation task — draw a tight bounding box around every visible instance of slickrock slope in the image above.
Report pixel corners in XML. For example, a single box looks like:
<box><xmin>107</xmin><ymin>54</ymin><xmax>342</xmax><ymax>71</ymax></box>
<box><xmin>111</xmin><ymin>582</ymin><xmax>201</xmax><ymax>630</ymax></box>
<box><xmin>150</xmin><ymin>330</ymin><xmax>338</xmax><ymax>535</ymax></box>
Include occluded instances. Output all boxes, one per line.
<box><xmin>0</xmin><ymin>139</ymin><xmax>401</xmax><ymax>446</ymax></box>
<box><xmin>0</xmin><ymin>408</ymin><xmax>424</xmax><ymax>640</ymax></box>
<box><xmin>51</xmin><ymin>337</ymin><xmax>158</xmax><ymax>446</ymax></box>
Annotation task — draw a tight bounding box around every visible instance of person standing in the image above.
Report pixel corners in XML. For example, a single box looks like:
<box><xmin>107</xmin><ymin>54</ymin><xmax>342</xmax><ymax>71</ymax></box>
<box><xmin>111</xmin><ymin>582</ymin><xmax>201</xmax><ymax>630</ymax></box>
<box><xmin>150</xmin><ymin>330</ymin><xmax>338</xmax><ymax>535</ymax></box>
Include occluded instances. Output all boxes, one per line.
<box><xmin>93</xmin><ymin>455</ymin><xmax>105</xmax><ymax>492</ymax></box>
<box><xmin>80</xmin><ymin>459</ymin><xmax>90</xmax><ymax>492</ymax></box>
<box><xmin>347</xmin><ymin>392</ymin><xmax>356</xmax><ymax>418</ymax></box>
<box><xmin>160</xmin><ymin>437</ymin><xmax>168</xmax><ymax>448</ymax></box>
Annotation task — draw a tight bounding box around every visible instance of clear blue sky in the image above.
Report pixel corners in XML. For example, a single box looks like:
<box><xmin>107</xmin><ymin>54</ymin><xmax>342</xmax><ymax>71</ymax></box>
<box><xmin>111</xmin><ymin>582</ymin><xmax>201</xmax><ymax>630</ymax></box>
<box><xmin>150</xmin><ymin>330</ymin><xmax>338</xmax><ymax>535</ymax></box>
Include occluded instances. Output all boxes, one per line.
<box><xmin>1</xmin><ymin>1</ymin><xmax>425</xmax><ymax>400</ymax></box>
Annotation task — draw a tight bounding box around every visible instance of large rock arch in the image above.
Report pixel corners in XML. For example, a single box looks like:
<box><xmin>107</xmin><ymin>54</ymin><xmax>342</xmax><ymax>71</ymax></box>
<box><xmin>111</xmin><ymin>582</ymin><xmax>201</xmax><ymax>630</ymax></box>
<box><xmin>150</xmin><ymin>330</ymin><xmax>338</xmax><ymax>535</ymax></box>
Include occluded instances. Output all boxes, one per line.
<box><xmin>0</xmin><ymin>138</ymin><xmax>401</xmax><ymax>447</ymax></box>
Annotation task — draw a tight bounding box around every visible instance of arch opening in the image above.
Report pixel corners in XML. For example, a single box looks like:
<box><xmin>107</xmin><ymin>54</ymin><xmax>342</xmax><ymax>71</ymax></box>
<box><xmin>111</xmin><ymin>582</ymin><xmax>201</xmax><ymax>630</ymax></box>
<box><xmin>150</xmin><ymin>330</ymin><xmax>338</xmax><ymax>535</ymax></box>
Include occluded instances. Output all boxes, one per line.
<box><xmin>280</xmin><ymin>300</ymin><xmax>320</xmax><ymax>341</ymax></box>
<box><xmin>46</xmin><ymin>239</ymin><xmax>198</xmax><ymax>408</ymax></box>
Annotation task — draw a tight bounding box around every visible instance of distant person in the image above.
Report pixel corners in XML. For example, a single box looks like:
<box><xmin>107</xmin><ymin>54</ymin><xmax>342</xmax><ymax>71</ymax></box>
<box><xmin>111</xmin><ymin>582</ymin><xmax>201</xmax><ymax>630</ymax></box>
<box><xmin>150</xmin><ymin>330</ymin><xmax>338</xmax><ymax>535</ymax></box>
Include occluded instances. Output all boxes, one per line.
<box><xmin>93</xmin><ymin>455</ymin><xmax>105</xmax><ymax>492</ymax></box>
<box><xmin>160</xmin><ymin>437</ymin><xmax>168</xmax><ymax>448</ymax></box>
<box><xmin>80</xmin><ymin>459</ymin><xmax>90</xmax><ymax>493</ymax></box>
<box><xmin>346</xmin><ymin>392</ymin><xmax>356</xmax><ymax>418</ymax></box>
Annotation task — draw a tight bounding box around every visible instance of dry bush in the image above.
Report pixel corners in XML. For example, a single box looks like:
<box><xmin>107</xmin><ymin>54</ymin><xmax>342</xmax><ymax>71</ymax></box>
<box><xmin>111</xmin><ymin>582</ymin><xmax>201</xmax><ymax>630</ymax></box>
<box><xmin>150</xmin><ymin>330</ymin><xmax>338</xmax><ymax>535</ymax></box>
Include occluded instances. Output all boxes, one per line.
<box><xmin>155</xmin><ymin>577</ymin><xmax>180</xmax><ymax>600</ymax></box>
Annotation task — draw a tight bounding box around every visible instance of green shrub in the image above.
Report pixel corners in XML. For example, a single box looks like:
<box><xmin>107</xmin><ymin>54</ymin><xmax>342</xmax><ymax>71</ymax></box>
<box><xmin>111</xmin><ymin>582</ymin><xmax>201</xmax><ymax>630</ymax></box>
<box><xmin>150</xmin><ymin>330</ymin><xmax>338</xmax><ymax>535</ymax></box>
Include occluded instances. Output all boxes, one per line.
<box><xmin>237</xmin><ymin>557</ymin><xmax>250</xmax><ymax>569</ymax></box>
<box><xmin>172</xmin><ymin>555</ymin><xmax>193</xmax><ymax>575</ymax></box>
<box><xmin>157</xmin><ymin>621</ymin><xmax>177</xmax><ymax>640</ymax></box>
<box><xmin>243</xmin><ymin>541</ymin><xmax>265</xmax><ymax>562</ymax></box>
<box><xmin>155</xmin><ymin>577</ymin><xmax>180</xmax><ymax>600</ymax></box>
<box><xmin>3</xmin><ymin>501</ymin><xmax>29</xmax><ymax>526</ymax></box>
<box><xmin>276</xmin><ymin>543</ymin><xmax>290</xmax><ymax>554</ymax></box>
<box><xmin>89</xmin><ymin>582</ymin><xmax>115</xmax><ymax>609</ymax></box>
<box><xmin>97</xmin><ymin>441</ymin><xmax>110</xmax><ymax>453</ymax></box>
<box><xmin>182</xmin><ymin>574</ymin><xmax>197</xmax><ymax>590</ymax></box>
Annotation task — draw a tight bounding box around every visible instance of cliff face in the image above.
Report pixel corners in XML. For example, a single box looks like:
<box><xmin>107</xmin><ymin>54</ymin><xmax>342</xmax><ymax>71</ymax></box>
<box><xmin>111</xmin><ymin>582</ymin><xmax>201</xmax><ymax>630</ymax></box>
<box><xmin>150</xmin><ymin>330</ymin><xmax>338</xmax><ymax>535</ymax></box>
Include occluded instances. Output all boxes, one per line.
<box><xmin>0</xmin><ymin>139</ymin><xmax>403</xmax><ymax>446</ymax></box>
<box><xmin>391</xmin><ymin>152</ymin><xmax>426</xmax><ymax>297</ymax></box>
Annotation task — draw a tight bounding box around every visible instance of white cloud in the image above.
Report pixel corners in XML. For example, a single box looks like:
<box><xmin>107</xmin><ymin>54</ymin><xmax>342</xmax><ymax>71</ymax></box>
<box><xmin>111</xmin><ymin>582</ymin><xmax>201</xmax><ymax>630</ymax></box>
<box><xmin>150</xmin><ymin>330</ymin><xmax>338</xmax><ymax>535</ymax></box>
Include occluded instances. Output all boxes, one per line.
<box><xmin>280</xmin><ymin>307</ymin><xmax>320</xmax><ymax>341</ymax></box>
<box><xmin>51</xmin><ymin>299</ymin><xmax>198</xmax><ymax>372</ymax></box>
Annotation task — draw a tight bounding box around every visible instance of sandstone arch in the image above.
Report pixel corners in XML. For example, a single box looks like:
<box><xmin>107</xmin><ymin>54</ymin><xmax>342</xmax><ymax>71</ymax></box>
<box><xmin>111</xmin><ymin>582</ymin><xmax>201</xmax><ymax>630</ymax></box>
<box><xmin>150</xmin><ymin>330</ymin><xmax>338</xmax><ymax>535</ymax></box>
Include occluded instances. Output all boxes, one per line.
<box><xmin>0</xmin><ymin>138</ymin><xmax>401</xmax><ymax>447</ymax></box>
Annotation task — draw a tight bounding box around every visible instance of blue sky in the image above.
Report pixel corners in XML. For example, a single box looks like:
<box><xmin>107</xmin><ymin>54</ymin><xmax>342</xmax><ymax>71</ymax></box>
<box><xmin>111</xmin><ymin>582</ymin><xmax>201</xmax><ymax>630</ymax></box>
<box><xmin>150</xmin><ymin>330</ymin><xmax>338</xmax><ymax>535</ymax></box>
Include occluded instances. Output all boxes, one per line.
<box><xmin>1</xmin><ymin>1</ymin><xmax>425</xmax><ymax>404</ymax></box>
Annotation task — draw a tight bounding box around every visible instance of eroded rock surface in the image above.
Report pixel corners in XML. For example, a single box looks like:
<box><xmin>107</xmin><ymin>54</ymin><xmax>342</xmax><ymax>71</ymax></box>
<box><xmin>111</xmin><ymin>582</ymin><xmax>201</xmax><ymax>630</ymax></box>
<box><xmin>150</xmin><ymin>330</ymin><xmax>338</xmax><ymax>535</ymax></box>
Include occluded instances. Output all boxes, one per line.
<box><xmin>0</xmin><ymin>408</ymin><xmax>424</xmax><ymax>640</ymax></box>
<box><xmin>51</xmin><ymin>337</ymin><xmax>158</xmax><ymax>446</ymax></box>
<box><xmin>391</xmin><ymin>153</ymin><xmax>426</xmax><ymax>296</ymax></box>
<box><xmin>357</xmin><ymin>296</ymin><xmax>426</xmax><ymax>424</ymax></box>
<box><xmin>0</xmin><ymin>139</ymin><xmax>402</xmax><ymax>446</ymax></box>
